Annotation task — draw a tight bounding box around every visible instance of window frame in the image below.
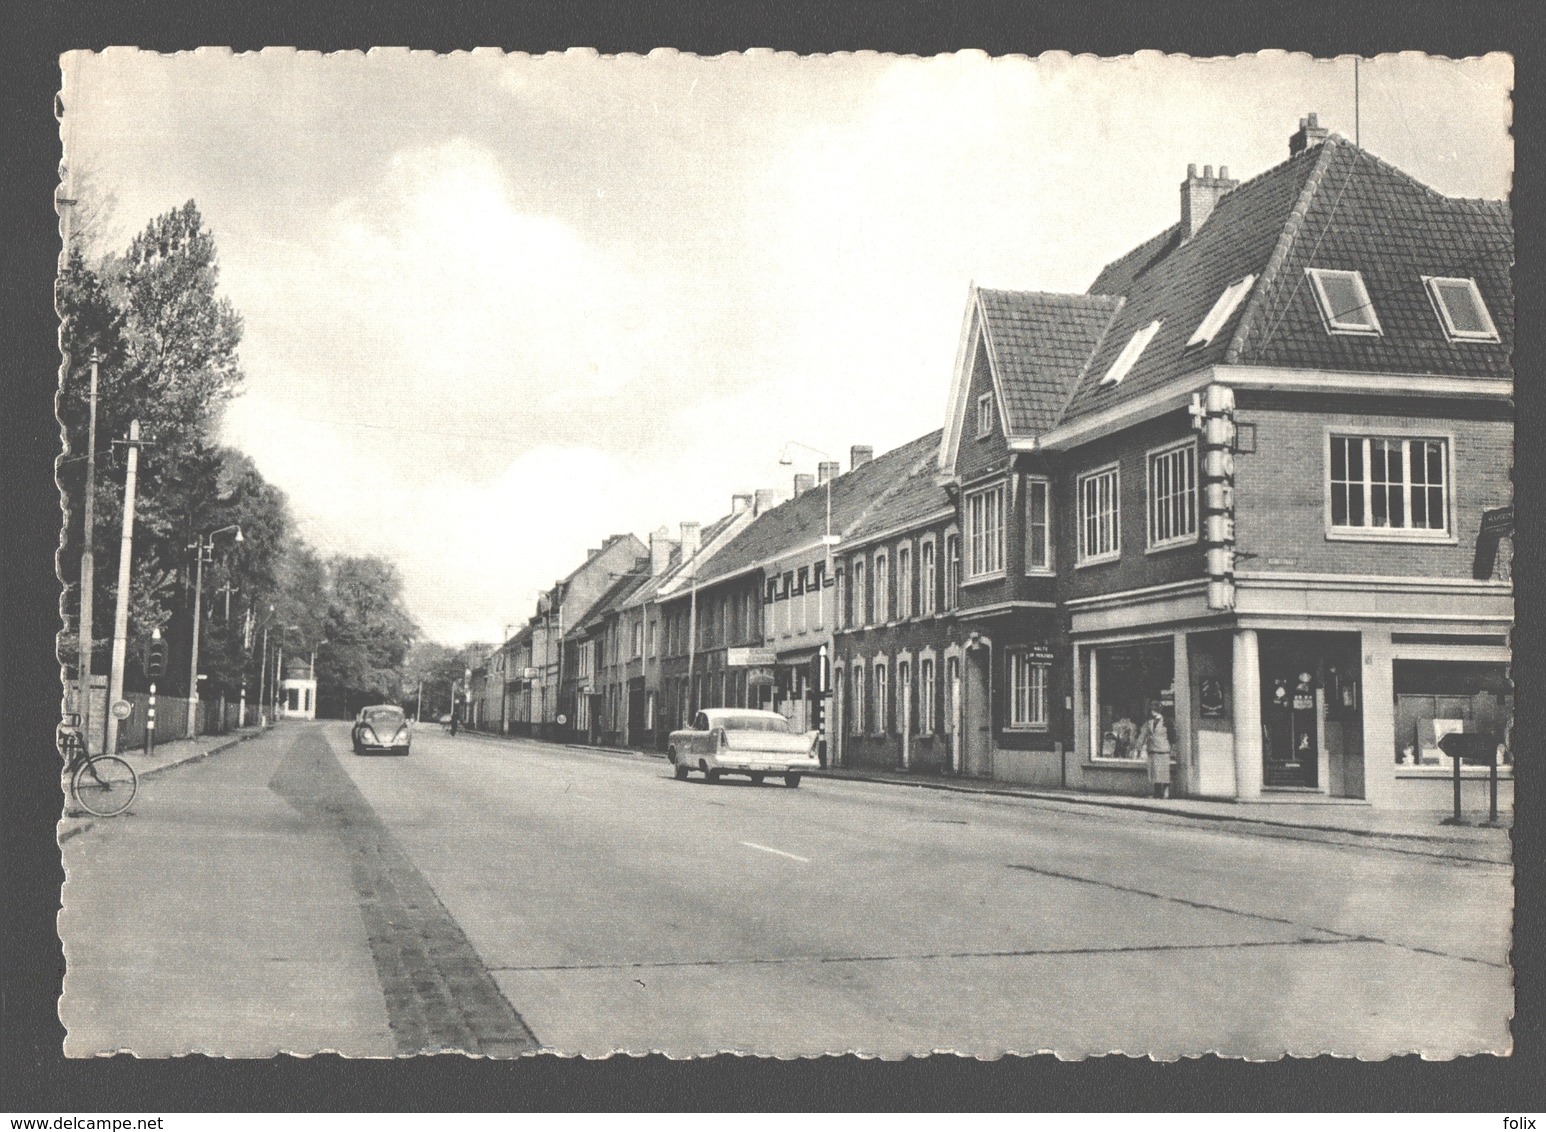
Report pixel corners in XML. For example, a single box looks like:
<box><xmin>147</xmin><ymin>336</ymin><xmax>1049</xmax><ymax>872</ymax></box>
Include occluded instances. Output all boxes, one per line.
<box><xmin>1422</xmin><ymin>275</ymin><xmax>1500</xmax><ymax>343</ymax></box>
<box><xmin>1006</xmin><ymin>650</ymin><xmax>1051</xmax><ymax>731</ymax></box>
<box><xmin>872</xmin><ymin>660</ymin><xmax>888</xmax><ymax>737</ymax></box>
<box><xmin>850</xmin><ymin>664</ymin><xmax>866</xmax><ymax>736</ymax></box>
<box><xmin>943</xmin><ymin>530</ymin><xmax>961</xmax><ymax>610</ymax></box>
<box><xmin>919</xmin><ymin>535</ymin><xmax>937</xmax><ymax>616</ymax></box>
<box><xmin>897</xmin><ymin>542</ymin><xmax>913</xmax><ymax>619</ymax></box>
<box><xmin>918</xmin><ymin>655</ymin><xmax>936</xmax><ymax>736</ymax></box>
<box><xmin>873</xmin><ymin>550</ymin><xmax>889</xmax><ymax>624</ymax></box>
<box><xmin>1188</xmin><ymin>274</ymin><xmax>1257</xmax><ymax>347</ymax></box>
<box><xmin>1324</xmin><ymin>429</ymin><xmax>1456</xmax><ymax>544</ymax></box>
<box><xmin>976</xmin><ymin>392</ymin><xmax>995</xmax><ymax>438</ymax></box>
<box><xmin>1146</xmin><ymin>438</ymin><xmax>1200</xmax><ymax>552</ymax></box>
<box><xmin>1076</xmin><ymin>463</ymin><xmax>1122</xmax><ymax>566</ymax></box>
<box><xmin>1306</xmin><ymin>267</ymin><xmax>1383</xmax><ymax>336</ymax></box>
<box><xmin>850</xmin><ymin>557</ymin><xmax>867</xmax><ymax>628</ymax></box>
<box><xmin>964</xmin><ymin>480</ymin><xmax>1007</xmax><ymax>582</ymax></box>
<box><xmin>1024</xmin><ymin>475</ymin><xmax>1053</xmax><ymax>574</ymax></box>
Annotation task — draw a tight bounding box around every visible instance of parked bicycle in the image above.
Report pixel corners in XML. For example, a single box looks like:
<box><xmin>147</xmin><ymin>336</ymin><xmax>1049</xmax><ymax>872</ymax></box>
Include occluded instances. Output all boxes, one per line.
<box><xmin>58</xmin><ymin>713</ymin><xmax>138</xmax><ymax>818</ymax></box>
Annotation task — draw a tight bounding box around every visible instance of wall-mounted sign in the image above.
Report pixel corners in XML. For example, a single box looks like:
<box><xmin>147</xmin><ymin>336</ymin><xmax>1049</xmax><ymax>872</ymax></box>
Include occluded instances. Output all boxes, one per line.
<box><xmin>522</xmin><ymin>667</ymin><xmax>539</xmax><ymax>679</ymax></box>
<box><xmin>727</xmin><ymin>647</ymin><xmax>777</xmax><ymax>667</ymax></box>
<box><xmin>1024</xmin><ymin>644</ymin><xmax>1055</xmax><ymax>664</ymax></box>
<box><xmin>1198</xmin><ymin>677</ymin><xmax>1226</xmax><ymax>717</ymax></box>
<box><xmin>746</xmin><ymin>666</ymin><xmax>776</xmax><ymax>687</ymax></box>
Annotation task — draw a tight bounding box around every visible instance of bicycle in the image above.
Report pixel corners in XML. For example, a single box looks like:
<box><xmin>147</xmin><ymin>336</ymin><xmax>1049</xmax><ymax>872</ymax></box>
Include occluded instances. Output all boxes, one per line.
<box><xmin>58</xmin><ymin>713</ymin><xmax>138</xmax><ymax>818</ymax></box>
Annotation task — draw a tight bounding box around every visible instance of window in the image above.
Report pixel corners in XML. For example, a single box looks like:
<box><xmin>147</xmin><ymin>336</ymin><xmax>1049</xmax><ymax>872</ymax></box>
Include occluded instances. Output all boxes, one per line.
<box><xmin>1008</xmin><ymin>651</ymin><xmax>1050</xmax><ymax>729</ymax></box>
<box><xmin>919</xmin><ymin>657</ymin><xmax>935</xmax><ymax>735</ymax></box>
<box><xmin>1077</xmin><ymin>465</ymin><xmax>1121</xmax><ymax>564</ymax></box>
<box><xmin>1100</xmin><ymin>320</ymin><xmax>1162</xmax><ymax>386</ymax></box>
<box><xmin>976</xmin><ymin>392</ymin><xmax>995</xmax><ymax>437</ymax></box>
<box><xmin>647</xmin><ymin>618</ymin><xmax>657</xmax><ymax>658</ymax></box>
<box><xmin>632</xmin><ymin>620</ymin><xmax>643</xmax><ymax>658</ymax></box>
<box><xmin>944</xmin><ymin>533</ymin><xmax>960</xmax><ymax>609</ymax></box>
<box><xmin>873</xmin><ymin>662</ymin><xmax>888</xmax><ymax>735</ymax></box>
<box><xmin>1329</xmin><ymin>435</ymin><xmax>1450</xmax><ymax>536</ymax></box>
<box><xmin>919</xmin><ymin>538</ymin><xmax>936</xmax><ymax>615</ymax></box>
<box><xmin>851</xmin><ymin>558</ymin><xmax>867</xmax><ymax>627</ymax></box>
<box><xmin>795</xmin><ymin>568</ymin><xmax>809</xmax><ymax>633</ymax></box>
<box><xmin>873</xmin><ymin>553</ymin><xmax>889</xmax><ymax>623</ymax></box>
<box><xmin>1025</xmin><ymin>477</ymin><xmax>1052</xmax><ymax>572</ymax></box>
<box><xmin>1306</xmin><ymin>268</ymin><xmax>1381</xmax><ymax>335</ymax></box>
<box><xmin>897</xmin><ymin>660</ymin><xmax>910</xmax><ymax>736</ymax></box>
<box><xmin>851</xmin><ymin>665</ymin><xmax>865</xmax><ymax>736</ymax></box>
<box><xmin>965</xmin><ymin>482</ymin><xmax>1006</xmax><ymax>578</ymax></box>
<box><xmin>897</xmin><ymin>544</ymin><xmax>912</xmax><ymax>619</ymax></box>
<box><xmin>1148</xmin><ymin>441</ymin><xmax>1198</xmax><ymax>548</ymax></box>
<box><xmin>945</xmin><ymin>656</ymin><xmax>960</xmax><ymax>735</ymax></box>
<box><xmin>813</xmin><ymin>563</ymin><xmax>826</xmax><ymax>629</ymax></box>
<box><xmin>1189</xmin><ymin>274</ymin><xmax>1257</xmax><ymax>347</ymax></box>
<box><xmin>1424</xmin><ymin>276</ymin><xmax>1500</xmax><ymax>342</ymax></box>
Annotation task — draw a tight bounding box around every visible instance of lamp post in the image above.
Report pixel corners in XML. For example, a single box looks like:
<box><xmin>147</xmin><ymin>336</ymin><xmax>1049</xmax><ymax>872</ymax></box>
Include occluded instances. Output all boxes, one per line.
<box><xmin>187</xmin><ymin>524</ymin><xmax>243</xmax><ymax>737</ymax></box>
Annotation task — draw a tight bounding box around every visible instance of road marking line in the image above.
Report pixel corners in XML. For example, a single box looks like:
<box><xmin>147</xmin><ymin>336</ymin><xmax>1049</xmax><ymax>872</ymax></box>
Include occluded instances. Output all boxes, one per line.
<box><xmin>740</xmin><ymin>841</ymin><xmax>809</xmax><ymax>863</ymax></box>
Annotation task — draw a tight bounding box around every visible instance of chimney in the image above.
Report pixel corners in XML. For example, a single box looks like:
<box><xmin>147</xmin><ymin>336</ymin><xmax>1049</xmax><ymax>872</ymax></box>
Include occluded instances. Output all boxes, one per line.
<box><xmin>850</xmin><ymin>445</ymin><xmax>873</xmax><ymax>471</ymax></box>
<box><xmin>793</xmin><ymin>473</ymin><xmax>815</xmax><ymax>497</ymax></box>
<box><xmin>679</xmin><ymin>521</ymin><xmax>701</xmax><ymax>561</ymax></box>
<box><xmin>1289</xmin><ymin>112</ymin><xmax>1330</xmax><ymax>157</ymax></box>
<box><xmin>818</xmin><ymin>460</ymin><xmax>840</xmax><ymax>484</ymax></box>
<box><xmin>649</xmin><ymin>525</ymin><xmax>673</xmax><ymax>576</ymax></box>
<box><xmin>754</xmin><ymin>488</ymin><xmax>781</xmax><ymax>515</ymax></box>
<box><xmin>1180</xmin><ymin>163</ymin><xmax>1239</xmax><ymax>240</ymax></box>
<box><xmin>731</xmin><ymin>492</ymin><xmax>753</xmax><ymax>514</ymax></box>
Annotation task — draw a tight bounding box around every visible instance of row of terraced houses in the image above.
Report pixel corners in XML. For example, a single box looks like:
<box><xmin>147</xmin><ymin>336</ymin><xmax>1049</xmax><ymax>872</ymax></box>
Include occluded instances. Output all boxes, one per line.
<box><xmin>466</xmin><ymin>115</ymin><xmax>1513</xmax><ymax>810</ymax></box>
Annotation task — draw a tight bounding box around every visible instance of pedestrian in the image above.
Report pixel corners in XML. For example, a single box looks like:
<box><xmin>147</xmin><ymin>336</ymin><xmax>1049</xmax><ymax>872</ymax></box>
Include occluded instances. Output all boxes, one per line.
<box><xmin>1138</xmin><ymin>702</ymin><xmax>1172</xmax><ymax>799</ymax></box>
<box><xmin>450</xmin><ymin>712</ymin><xmax>459</xmax><ymax>737</ymax></box>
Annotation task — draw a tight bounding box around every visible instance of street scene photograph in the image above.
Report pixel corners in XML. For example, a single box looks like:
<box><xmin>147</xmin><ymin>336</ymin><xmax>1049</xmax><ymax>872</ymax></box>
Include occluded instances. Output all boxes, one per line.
<box><xmin>53</xmin><ymin>47</ymin><xmax>1513</xmax><ymax>1060</ymax></box>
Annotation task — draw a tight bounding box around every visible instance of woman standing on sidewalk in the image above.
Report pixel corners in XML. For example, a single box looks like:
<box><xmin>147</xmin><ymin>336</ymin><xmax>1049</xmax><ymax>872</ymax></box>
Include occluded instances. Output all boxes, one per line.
<box><xmin>1138</xmin><ymin>703</ymin><xmax>1172</xmax><ymax>799</ymax></box>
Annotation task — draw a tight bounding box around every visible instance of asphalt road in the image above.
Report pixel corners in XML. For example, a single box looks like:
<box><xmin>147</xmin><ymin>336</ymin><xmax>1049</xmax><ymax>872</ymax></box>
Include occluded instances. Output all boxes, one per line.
<box><xmin>60</xmin><ymin>720</ymin><xmax>1512</xmax><ymax>1059</ymax></box>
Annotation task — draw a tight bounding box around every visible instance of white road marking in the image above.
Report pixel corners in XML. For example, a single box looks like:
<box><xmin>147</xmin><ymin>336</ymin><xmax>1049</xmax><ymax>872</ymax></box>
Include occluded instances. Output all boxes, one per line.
<box><xmin>740</xmin><ymin>841</ymin><xmax>810</xmax><ymax>863</ymax></box>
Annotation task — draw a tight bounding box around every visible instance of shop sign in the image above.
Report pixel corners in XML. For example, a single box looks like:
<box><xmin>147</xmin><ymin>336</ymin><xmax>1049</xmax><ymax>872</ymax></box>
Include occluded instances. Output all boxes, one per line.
<box><xmin>1024</xmin><ymin>643</ymin><xmax>1055</xmax><ymax>664</ymax></box>
<box><xmin>1480</xmin><ymin>505</ymin><xmax>1514</xmax><ymax>538</ymax></box>
<box><xmin>1198</xmin><ymin>677</ymin><xmax>1226</xmax><ymax>717</ymax></box>
<box><xmin>727</xmin><ymin>647</ymin><xmax>777</xmax><ymax>667</ymax></box>
<box><xmin>746</xmin><ymin>666</ymin><xmax>776</xmax><ymax>687</ymax></box>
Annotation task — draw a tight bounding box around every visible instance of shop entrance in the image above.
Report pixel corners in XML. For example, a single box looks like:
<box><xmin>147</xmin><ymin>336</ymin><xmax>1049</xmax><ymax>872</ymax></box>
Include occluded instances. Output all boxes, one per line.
<box><xmin>1258</xmin><ymin>631</ymin><xmax>1363</xmax><ymax>795</ymax></box>
<box><xmin>962</xmin><ymin>646</ymin><xmax>992</xmax><ymax>777</ymax></box>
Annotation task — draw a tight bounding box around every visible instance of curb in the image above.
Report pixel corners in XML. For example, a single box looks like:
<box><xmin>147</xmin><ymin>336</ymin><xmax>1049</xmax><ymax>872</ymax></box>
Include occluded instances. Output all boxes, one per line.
<box><xmin>806</xmin><ymin>769</ymin><xmax>1508</xmax><ymax>850</ymax></box>
<box><xmin>59</xmin><ymin>727</ymin><xmax>267</xmax><ymax>844</ymax></box>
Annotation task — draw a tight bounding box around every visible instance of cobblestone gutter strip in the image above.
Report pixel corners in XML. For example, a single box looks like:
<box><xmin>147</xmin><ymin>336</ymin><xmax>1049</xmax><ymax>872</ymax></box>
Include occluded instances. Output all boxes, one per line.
<box><xmin>268</xmin><ymin>730</ymin><xmax>539</xmax><ymax>1056</ymax></box>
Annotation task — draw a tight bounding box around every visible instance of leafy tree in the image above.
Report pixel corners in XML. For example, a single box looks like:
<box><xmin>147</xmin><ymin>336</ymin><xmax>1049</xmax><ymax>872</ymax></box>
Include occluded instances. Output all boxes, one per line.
<box><xmin>319</xmin><ymin>556</ymin><xmax>419</xmax><ymax>712</ymax></box>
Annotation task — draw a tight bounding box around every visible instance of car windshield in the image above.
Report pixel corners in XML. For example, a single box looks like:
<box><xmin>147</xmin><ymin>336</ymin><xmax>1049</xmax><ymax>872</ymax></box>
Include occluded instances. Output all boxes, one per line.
<box><xmin>721</xmin><ymin>715</ymin><xmax>790</xmax><ymax>733</ymax></box>
<box><xmin>365</xmin><ymin>709</ymin><xmax>404</xmax><ymax>727</ymax></box>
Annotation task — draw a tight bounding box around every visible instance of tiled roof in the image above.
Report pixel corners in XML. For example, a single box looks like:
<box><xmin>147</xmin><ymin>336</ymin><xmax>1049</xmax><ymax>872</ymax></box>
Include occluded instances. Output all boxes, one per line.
<box><xmin>690</xmin><ymin>431</ymin><xmax>944</xmax><ymax>586</ymax></box>
<box><xmin>978</xmin><ymin>289</ymin><xmax>1120</xmax><ymax>436</ymax></box>
<box><xmin>1061</xmin><ymin>137</ymin><xmax>1513</xmax><ymax>422</ymax></box>
<box><xmin>845</xmin><ymin>435</ymin><xmax>952</xmax><ymax>544</ymax></box>
<box><xmin>574</xmin><ymin>564</ymin><xmax>652</xmax><ymax>635</ymax></box>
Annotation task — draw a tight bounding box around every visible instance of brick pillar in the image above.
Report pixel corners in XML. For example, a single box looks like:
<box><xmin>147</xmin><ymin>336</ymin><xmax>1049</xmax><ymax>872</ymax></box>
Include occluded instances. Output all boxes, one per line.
<box><xmin>1232</xmin><ymin>628</ymin><xmax>1263</xmax><ymax>798</ymax></box>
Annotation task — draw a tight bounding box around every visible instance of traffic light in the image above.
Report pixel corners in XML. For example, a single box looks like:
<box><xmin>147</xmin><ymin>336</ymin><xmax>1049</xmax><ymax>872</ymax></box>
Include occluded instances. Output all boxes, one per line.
<box><xmin>144</xmin><ymin>632</ymin><xmax>167</xmax><ymax>681</ymax></box>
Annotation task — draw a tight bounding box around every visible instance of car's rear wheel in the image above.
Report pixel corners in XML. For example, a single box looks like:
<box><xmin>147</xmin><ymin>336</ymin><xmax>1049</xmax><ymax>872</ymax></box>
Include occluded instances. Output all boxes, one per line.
<box><xmin>784</xmin><ymin>773</ymin><xmax>802</xmax><ymax>788</ymax></box>
<box><xmin>749</xmin><ymin>773</ymin><xmax>764</xmax><ymax>785</ymax></box>
<box><xmin>674</xmin><ymin>764</ymin><xmax>690</xmax><ymax>780</ymax></box>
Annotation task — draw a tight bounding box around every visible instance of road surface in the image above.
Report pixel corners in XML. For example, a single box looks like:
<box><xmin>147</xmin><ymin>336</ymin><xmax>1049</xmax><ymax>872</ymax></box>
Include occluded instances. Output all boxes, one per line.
<box><xmin>60</xmin><ymin>721</ymin><xmax>1512</xmax><ymax>1058</ymax></box>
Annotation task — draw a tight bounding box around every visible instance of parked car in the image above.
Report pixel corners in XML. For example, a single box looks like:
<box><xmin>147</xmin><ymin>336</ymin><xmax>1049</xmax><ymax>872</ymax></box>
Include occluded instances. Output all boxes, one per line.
<box><xmin>353</xmin><ymin>704</ymin><xmax>412</xmax><ymax>756</ymax></box>
<box><xmin>667</xmin><ymin>708</ymin><xmax>819</xmax><ymax>787</ymax></box>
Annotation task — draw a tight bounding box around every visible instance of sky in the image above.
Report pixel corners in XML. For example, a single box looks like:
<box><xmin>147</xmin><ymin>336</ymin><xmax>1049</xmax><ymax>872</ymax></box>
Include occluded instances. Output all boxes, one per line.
<box><xmin>60</xmin><ymin>49</ymin><xmax>1514</xmax><ymax>645</ymax></box>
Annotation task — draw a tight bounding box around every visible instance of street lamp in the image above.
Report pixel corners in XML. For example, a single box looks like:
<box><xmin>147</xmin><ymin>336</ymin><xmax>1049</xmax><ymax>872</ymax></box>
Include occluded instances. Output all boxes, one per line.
<box><xmin>187</xmin><ymin>524</ymin><xmax>242</xmax><ymax>737</ymax></box>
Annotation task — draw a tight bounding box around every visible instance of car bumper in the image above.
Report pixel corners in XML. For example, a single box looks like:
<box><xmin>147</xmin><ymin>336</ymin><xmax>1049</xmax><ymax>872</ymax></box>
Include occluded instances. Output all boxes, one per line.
<box><xmin>357</xmin><ymin>742</ymin><xmax>410</xmax><ymax>755</ymax></box>
<box><xmin>706</xmin><ymin>753</ymin><xmax>819</xmax><ymax>773</ymax></box>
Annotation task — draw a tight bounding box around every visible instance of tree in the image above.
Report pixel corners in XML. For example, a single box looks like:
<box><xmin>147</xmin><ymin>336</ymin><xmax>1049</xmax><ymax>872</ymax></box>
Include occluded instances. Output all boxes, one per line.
<box><xmin>319</xmin><ymin>556</ymin><xmax>418</xmax><ymax>712</ymax></box>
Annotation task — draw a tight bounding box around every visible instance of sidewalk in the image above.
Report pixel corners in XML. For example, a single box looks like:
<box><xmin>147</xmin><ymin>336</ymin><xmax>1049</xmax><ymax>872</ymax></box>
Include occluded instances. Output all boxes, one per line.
<box><xmin>59</xmin><ymin>724</ymin><xmax>268</xmax><ymax>842</ymax></box>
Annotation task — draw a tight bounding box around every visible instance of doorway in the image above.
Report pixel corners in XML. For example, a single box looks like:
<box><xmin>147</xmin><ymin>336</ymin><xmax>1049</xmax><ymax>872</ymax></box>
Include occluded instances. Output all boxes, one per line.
<box><xmin>962</xmin><ymin>646</ymin><xmax>992</xmax><ymax>777</ymax></box>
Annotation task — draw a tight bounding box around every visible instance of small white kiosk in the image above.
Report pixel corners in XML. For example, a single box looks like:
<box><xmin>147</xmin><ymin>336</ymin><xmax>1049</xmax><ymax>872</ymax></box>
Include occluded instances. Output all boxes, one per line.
<box><xmin>279</xmin><ymin>658</ymin><xmax>317</xmax><ymax>721</ymax></box>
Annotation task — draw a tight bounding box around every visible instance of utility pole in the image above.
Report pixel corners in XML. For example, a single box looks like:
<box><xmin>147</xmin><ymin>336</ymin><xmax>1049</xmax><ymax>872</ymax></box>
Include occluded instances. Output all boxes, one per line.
<box><xmin>77</xmin><ymin>349</ymin><xmax>100</xmax><ymax>753</ymax></box>
<box><xmin>186</xmin><ymin>538</ymin><xmax>207</xmax><ymax>738</ymax></box>
<box><xmin>103</xmin><ymin>420</ymin><xmax>143</xmax><ymax>756</ymax></box>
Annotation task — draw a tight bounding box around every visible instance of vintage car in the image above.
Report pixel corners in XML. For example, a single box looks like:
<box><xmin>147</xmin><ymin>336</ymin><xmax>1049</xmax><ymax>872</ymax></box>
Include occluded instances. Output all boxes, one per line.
<box><xmin>352</xmin><ymin>704</ymin><xmax>412</xmax><ymax>756</ymax></box>
<box><xmin>667</xmin><ymin>708</ymin><xmax>819</xmax><ymax>787</ymax></box>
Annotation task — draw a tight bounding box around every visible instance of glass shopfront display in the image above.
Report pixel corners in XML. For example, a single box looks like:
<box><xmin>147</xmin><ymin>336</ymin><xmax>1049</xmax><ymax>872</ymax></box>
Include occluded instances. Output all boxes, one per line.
<box><xmin>1393</xmin><ymin>660</ymin><xmax>1512</xmax><ymax>767</ymax></box>
<box><xmin>1091</xmin><ymin>640</ymin><xmax>1174</xmax><ymax>762</ymax></box>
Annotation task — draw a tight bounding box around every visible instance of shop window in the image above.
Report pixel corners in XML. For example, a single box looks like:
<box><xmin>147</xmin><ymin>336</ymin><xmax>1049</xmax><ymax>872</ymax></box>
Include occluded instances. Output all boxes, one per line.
<box><xmin>1393</xmin><ymin>660</ymin><xmax>1512</xmax><ymax>767</ymax></box>
<box><xmin>1148</xmin><ymin>440</ymin><xmax>1198</xmax><ymax>548</ymax></box>
<box><xmin>1025</xmin><ymin>477</ymin><xmax>1052</xmax><ymax>572</ymax></box>
<box><xmin>1077</xmin><ymin>464</ymin><xmax>1121</xmax><ymax>565</ymax></box>
<box><xmin>1007</xmin><ymin>651</ymin><xmax>1049</xmax><ymax>730</ymax></box>
<box><xmin>1329</xmin><ymin>435</ymin><xmax>1450</xmax><ymax>537</ymax></box>
<box><xmin>1090</xmin><ymin>640</ymin><xmax>1174</xmax><ymax>761</ymax></box>
<box><xmin>965</xmin><ymin>482</ymin><xmax>1006</xmax><ymax>578</ymax></box>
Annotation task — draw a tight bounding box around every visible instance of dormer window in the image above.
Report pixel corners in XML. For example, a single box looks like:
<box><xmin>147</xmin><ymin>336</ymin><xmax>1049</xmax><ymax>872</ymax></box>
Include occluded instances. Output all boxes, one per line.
<box><xmin>1099</xmin><ymin>320</ymin><xmax>1162</xmax><ymax>386</ymax></box>
<box><xmin>1188</xmin><ymin>274</ymin><xmax>1257</xmax><ymax>347</ymax></box>
<box><xmin>1424</xmin><ymin>276</ymin><xmax>1500</xmax><ymax>342</ymax></box>
<box><xmin>1306</xmin><ymin>268</ymin><xmax>1382</xmax><ymax>335</ymax></box>
<box><xmin>976</xmin><ymin>392</ymin><xmax>994</xmax><ymax>437</ymax></box>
